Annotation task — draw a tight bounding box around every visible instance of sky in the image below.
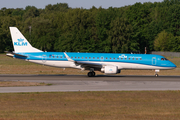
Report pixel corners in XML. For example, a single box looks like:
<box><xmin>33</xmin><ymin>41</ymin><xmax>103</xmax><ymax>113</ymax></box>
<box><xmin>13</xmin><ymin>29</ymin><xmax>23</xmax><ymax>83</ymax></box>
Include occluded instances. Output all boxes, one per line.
<box><xmin>1</xmin><ymin>0</ymin><xmax>164</xmax><ymax>9</ymax></box>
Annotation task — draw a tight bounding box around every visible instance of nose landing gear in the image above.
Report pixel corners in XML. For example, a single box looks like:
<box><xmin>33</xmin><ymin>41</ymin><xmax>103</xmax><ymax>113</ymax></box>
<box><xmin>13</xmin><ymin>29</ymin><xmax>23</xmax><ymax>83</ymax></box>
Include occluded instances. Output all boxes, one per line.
<box><xmin>155</xmin><ymin>74</ymin><xmax>158</xmax><ymax>77</ymax></box>
<box><xmin>155</xmin><ymin>70</ymin><xmax>160</xmax><ymax>77</ymax></box>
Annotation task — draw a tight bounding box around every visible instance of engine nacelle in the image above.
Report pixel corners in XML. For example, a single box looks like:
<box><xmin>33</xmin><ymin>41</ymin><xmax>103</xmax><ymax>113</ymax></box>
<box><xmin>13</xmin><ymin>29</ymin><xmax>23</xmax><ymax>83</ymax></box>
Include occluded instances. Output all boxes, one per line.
<box><xmin>101</xmin><ymin>66</ymin><xmax>119</xmax><ymax>74</ymax></box>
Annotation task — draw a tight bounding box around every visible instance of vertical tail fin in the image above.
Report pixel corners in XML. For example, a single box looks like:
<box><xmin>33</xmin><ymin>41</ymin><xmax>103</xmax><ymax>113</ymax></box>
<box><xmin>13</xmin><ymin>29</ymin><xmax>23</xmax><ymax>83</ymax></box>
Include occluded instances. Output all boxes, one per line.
<box><xmin>9</xmin><ymin>27</ymin><xmax>43</xmax><ymax>53</ymax></box>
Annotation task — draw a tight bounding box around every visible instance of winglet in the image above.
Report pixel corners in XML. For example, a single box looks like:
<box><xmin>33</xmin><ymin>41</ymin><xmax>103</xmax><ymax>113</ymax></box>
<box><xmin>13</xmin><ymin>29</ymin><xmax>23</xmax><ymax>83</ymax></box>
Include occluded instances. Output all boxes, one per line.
<box><xmin>64</xmin><ymin>52</ymin><xmax>74</xmax><ymax>62</ymax></box>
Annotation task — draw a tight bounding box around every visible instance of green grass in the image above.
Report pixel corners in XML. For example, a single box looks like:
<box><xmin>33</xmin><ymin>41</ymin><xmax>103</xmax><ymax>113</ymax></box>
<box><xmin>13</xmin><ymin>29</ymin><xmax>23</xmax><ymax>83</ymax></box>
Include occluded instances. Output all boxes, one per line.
<box><xmin>0</xmin><ymin>91</ymin><xmax>180</xmax><ymax>120</ymax></box>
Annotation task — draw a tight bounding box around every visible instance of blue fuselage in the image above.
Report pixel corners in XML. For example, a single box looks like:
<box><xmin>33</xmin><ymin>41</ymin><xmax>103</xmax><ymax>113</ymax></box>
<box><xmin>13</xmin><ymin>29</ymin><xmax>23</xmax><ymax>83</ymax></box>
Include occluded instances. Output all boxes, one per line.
<box><xmin>14</xmin><ymin>52</ymin><xmax>176</xmax><ymax>70</ymax></box>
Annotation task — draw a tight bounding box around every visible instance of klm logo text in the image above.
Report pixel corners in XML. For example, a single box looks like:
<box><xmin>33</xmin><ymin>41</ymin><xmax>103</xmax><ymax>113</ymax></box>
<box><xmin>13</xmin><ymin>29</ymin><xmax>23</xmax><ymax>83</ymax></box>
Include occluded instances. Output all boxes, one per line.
<box><xmin>14</xmin><ymin>38</ymin><xmax>28</xmax><ymax>46</ymax></box>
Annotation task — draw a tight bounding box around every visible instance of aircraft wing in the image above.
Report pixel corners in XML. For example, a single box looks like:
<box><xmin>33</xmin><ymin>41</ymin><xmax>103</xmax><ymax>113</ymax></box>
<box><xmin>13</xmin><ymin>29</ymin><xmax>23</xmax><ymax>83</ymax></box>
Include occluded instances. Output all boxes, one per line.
<box><xmin>75</xmin><ymin>61</ymin><xmax>103</xmax><ymax>68</ymax></box>
<box><xmin>64</xmin><ymin>52</ymin><xmax>119</xmax><ymax>69</ymax></box>
<box><xmin>64</xmin><ymin>52</ymin><xmax>103</xmax><ymax>68</ymax></box>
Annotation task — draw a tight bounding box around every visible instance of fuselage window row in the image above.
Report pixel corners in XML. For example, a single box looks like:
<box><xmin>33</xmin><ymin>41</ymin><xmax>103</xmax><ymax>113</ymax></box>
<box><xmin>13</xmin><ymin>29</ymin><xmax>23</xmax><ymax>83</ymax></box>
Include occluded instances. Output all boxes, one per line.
<box><xmin>48</xmin><ymin>55</ymin><xmax>142</xmax><ymax>60</ymax></box>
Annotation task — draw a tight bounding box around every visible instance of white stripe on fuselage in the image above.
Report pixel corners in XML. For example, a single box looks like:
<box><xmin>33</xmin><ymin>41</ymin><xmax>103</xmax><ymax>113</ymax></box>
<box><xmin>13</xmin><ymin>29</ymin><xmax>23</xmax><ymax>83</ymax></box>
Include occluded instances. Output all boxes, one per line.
<box><xmin>29</xmin><ymin>60</ymin><xmax>174</xmax><ymax>70</ymax></box>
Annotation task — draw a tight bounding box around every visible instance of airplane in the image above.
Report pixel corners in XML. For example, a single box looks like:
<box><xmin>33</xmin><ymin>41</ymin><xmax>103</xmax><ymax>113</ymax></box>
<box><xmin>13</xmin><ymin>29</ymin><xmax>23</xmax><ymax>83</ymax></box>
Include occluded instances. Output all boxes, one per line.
<box><xmin>6</xmin><ymin>27</ymin><xmax>176</xmax><ymax>77</ymax></box>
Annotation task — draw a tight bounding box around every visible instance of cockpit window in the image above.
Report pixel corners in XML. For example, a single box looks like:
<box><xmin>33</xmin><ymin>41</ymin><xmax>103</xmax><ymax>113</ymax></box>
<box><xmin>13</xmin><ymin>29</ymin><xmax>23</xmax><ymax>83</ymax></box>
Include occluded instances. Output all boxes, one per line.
<box><xmin>161</xmin><ymin>58</ymin><xmax>168</xmax><ymax>61</ymax></box>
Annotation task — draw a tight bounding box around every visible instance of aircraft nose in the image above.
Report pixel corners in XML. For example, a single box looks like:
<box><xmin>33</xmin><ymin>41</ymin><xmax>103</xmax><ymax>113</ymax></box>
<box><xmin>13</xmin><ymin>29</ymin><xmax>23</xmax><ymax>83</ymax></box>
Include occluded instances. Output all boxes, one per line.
<box><xmin>171</xmin><ymin>63</ymin><xmax>177</xmax><ymax>68</ymax></box>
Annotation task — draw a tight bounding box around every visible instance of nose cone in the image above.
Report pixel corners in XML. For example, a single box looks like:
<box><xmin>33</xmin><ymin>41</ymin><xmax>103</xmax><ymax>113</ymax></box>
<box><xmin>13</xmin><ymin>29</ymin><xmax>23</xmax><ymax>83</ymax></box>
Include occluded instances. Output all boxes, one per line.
<box><xmin>171</xmin><ymin>62</ymin><xmax>177</xmax><ymax>68</ymax></box>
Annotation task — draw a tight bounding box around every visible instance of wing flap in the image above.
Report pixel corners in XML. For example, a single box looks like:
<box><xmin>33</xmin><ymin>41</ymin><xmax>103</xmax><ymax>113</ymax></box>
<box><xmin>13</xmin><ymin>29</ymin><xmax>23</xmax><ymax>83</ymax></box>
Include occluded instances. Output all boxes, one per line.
<box><xmin>75</xmin><ymin>61</ymin><xmax>103</xmax><ymax>68</ymax></box>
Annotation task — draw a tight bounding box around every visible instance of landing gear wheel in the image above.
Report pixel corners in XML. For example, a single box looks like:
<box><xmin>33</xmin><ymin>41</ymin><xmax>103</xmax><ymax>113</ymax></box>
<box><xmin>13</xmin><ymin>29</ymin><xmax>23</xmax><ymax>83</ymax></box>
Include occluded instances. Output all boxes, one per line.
<box><xmin>87</xmin><ymin>72</ymin><xmax>96</xmax><ymax>77</ymax></box>
<box><xmin>88</xmin><ymin>72</ymin><xmax>93</xmax><ymax>77</ymax></box>
<box><xmin>155</xmin><ymin>74</ymin><xmax>158</xmax><ymax>77</ymax></box>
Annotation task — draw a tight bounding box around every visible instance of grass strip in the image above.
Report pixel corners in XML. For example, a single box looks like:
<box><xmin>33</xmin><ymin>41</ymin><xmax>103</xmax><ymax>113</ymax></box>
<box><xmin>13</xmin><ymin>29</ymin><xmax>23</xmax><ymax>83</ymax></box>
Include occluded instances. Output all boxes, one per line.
<box><xmin>0</xmin><ymin>91</ymin><xmax>180</xmax><ymax>119</ymax></box>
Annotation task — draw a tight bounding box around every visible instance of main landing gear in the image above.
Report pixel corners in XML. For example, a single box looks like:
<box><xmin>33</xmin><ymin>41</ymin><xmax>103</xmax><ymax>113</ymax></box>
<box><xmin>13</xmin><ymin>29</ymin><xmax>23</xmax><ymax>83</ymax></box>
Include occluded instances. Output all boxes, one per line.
<box><xmin>87</xmin><ymin>71</ymin><xmax>96</xmax><ymax>77</ymax></box>
<box><xmin>87</xmin><ymin>68</ymin><xmax>96</xmax><ymax>77</ymax></box>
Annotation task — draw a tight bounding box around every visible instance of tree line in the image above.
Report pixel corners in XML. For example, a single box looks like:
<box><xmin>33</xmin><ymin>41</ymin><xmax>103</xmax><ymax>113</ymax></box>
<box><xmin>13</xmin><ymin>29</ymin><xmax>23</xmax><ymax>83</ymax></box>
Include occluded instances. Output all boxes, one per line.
<box><xmin>0</xmin><ymin>0</ymin><xmax>180</xmax><ymax>53</ymax></box>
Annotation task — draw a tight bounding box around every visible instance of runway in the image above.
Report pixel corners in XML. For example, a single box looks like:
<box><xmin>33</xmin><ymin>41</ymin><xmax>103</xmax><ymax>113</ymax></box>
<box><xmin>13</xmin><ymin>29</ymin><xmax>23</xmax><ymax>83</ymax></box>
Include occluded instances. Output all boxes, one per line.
<box><xmin>0</xmin><ymin>75</ymin><xmax>180</xmax><ymax>93</ymax></box>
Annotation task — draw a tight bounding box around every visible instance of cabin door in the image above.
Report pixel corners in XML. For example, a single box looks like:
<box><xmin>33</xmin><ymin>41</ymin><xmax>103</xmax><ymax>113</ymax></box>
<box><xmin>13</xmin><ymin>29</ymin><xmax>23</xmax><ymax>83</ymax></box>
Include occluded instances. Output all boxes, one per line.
<box><xmin>152</xmin><ymin>57</ymin><xmax>156</xmax><ymax>65</ymax></box>
<box><xmin>42</xmin><ymin>54</ymin><xmax>47</xmax><ymax>64</ymax></box>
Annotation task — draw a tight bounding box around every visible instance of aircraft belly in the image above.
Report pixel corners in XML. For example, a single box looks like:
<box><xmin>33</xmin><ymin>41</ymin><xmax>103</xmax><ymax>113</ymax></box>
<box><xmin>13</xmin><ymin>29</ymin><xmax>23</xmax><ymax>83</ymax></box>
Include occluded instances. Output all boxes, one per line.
<box><xmin>29</xmin><ymin>60</ymin><xmax>72</xmax><ymax>68</ymax></box>
<box><xmin>28</xmin><ymin>60</ymin><xmax>173</xmax><ymax>70</ymax></box>
<box><xmin>93</xmin><ymin>62</ymin><xmax>173</xmax><ymax>70</ymax></box>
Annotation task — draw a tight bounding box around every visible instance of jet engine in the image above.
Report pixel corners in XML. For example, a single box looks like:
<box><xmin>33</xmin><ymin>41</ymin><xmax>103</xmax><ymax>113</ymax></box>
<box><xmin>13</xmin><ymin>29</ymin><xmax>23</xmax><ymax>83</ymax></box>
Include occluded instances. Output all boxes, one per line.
<box><xmin>101</xmin><ymin>66</ymin><xmax>120</xmax><ymax>74</ymax></box>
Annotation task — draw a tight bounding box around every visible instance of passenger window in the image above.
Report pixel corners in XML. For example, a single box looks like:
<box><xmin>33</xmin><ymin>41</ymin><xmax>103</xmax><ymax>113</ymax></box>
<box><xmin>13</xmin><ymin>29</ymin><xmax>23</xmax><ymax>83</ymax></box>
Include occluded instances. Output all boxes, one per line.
<box><xmin>64</xmin><ymin>57</ymin><xmax>66</xmax><ymax>58</ymax></box>
<box><xmin>121</xmin><ymin>58</ymin><xmax>123</xmax><ymax>60</ymax></box>
<box><xmin>129</xmin><ymin>58</ymin><xmax>130</xmax><ymax>60</ymax></box>
<box><xmin>71</xmin><ymin>57</ymin><xmax>73</xmax><ymax>58</ymax></box>
<box><xmin>85</xmin><ymin>57</ymin><xmax>87</xmax><ymax>59</ymax></box>
<box><xmin>132</xmin><ymin>58</ymin><xmax>134</xmax><ymax>60</ymax></box>
<box><xmin>125</xmin><ymin>58</ymin><xmax>127</xmax><ymax>60</ymax></box>
<box><xmin>82</xmin><ymin>57</ymin><xmax>83</xmax><ymax>59</ymax></box>
<box><xmin>114</xmin><ymin>58</ymin><xmax>115</xmax><ymax>59</ymax></box>
<box><xmin>93</xmin><ymin>57</ymin><xmax>95</xmax><ymax>59</ymax></box>
<box><xmin>140</xmin><ymin>58</ymin><xmax>142</xmax><ymax>60</ymax></box>
<box><xmin>78</xmin><ymin>57</ymin><xmax>80</xmax><ymax>59</ymax></box>
<box><xmin>49</xmin><ymin>55</ymin><xmax>51</xmax><ymax>58</ymax></box>
<box><xmin>89</xmin><ymin>57</ymin><xmax>91</xmax><ymax>59</ymax></box>
<box><xmin>101</xmin><ymin>57</ymin><xmax>103</xmax><ymax>59</ymax></box>
<box><xmin>97</xmin><ymin>57</ymin><xmax>99</xmax><ymax>59</ymax></box>
<box><xmin>136</xmin><ymin>58</ymin><xmax>138</xmax><ymax>60</ymax></box>
<box><xmin>60</xmin><ymin>56</ymin><xmax>62</xmax><ymax>58</ymax></box>
<box><xmin>117</xmin><ymin>58</ymin><xmax>119</xmax><ymax>60</ymax></box>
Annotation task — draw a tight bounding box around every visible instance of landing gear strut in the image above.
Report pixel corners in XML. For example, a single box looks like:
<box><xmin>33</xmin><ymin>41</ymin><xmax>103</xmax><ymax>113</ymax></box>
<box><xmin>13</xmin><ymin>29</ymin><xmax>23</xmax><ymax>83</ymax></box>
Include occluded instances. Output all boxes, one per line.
<box><xmin>155</xmin><ymin>70</ymin><xmax>160</xmax><ymax>77</ymax></box>
<box><xmin>87</xmin><ymin>68</ymin><xmax>96</xmax><ymax>77</ymax></box>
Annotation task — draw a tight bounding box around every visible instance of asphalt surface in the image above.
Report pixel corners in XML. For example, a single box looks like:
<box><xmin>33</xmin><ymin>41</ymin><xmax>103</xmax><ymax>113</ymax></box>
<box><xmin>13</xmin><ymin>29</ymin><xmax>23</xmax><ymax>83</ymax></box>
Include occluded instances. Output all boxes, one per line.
<box><xmin>0</xmin><ymin>75</ymin><xmax>180</xmax><ymax>93</ymax></box>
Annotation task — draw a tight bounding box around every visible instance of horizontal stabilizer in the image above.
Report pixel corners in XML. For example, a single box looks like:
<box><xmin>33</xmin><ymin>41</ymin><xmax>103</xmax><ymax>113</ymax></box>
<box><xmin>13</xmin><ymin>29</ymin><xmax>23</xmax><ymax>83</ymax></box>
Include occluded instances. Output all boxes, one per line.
<box><xmin>5</xmin><ymin>51</ymin><xmax>27</xmax><ymax>58</ymax></box>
